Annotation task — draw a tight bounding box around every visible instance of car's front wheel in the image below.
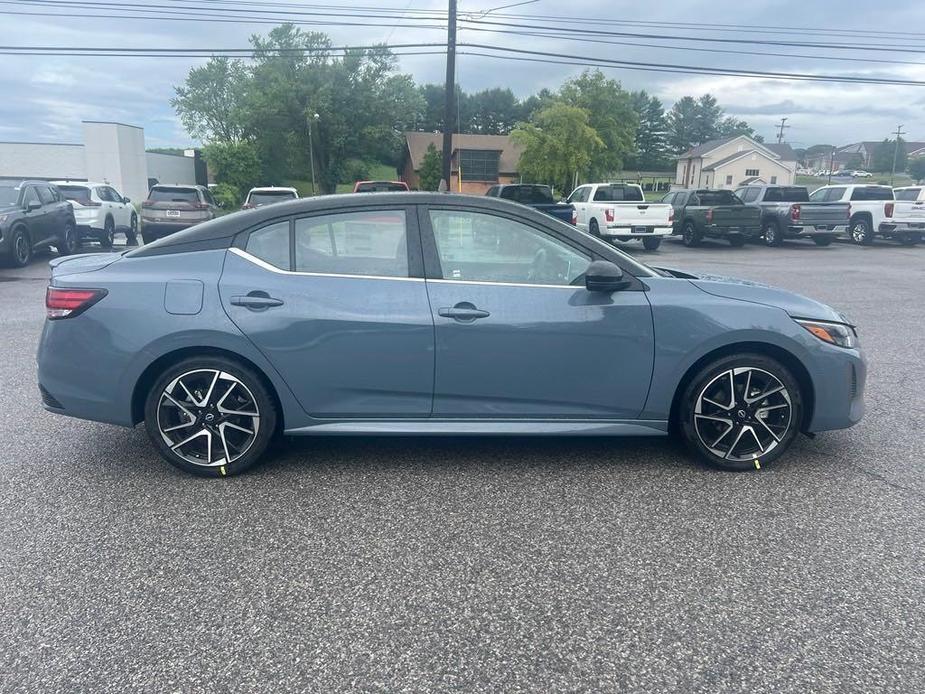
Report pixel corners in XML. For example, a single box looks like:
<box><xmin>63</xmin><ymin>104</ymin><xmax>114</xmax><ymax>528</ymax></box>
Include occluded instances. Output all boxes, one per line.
<box><xmin>679</xmin><ymin>354</ymin><xmax>803</xmax><ymax>471</ymax></box>
<box><xmin>143</xmin><ymin>357</ymin><xmax>278</xmax><ymax>477</ymax></box>
<box><xmin>8</xmin><ymin>226</ymin><xmax>32</xmax><ymax>267</ymax></box>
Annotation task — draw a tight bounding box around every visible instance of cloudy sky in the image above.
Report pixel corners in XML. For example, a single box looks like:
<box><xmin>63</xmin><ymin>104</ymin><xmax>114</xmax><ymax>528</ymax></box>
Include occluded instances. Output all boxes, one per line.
<box><xmin>1</xmin><ymin>0</ymin><xmax>923</xmax><ymax>150</ymax></box>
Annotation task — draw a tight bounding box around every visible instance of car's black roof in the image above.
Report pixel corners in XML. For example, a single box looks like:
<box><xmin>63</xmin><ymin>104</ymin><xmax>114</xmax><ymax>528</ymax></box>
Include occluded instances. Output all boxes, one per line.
<box><xmin>129</xmin><ymin>192</ymin><xmax>571</xmax><ymax>257</ymax></box>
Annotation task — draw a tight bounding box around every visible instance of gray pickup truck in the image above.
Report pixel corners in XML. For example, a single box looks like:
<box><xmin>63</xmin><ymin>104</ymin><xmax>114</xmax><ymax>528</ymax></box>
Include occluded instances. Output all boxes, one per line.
<box><xmin>735</xmin><ymin>184</ymin><xmax>849</xmax><ymax>247</ymax></box>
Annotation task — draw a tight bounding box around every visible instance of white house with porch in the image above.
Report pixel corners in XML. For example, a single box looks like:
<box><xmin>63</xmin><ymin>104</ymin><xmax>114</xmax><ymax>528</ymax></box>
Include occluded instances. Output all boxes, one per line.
<box><xmin>675</xmin><ymin>136</ymin><xmax>797</xmax><ymax>190</ymax></box>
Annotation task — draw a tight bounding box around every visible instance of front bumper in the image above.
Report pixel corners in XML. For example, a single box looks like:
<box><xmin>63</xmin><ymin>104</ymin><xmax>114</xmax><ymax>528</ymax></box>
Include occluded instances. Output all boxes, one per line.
<box><xmin>806</xmin><ymin>343</ymin><xmax>867</xmax><ymax>433</ymax></box>
<box><xmin>603</xmin><ymin>225</ymin><xmax>673</xmax><ymax>239</ymax></box>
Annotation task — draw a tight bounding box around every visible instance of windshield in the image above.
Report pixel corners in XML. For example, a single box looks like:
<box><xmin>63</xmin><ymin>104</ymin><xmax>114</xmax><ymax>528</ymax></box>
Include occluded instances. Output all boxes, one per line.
<box><xmin>57</xmin><ymin>185</ymin><xmax>92</xmax><ymax>204</ymax></box>
<box><xmin>895</xmin><ymin>188</ymin><xmax>922</xmax><ymax>201</ymax></box>
<box><xmin>355</xmin><ymin>181</ymin><xmax>408</xmax><ymax>193</ymax></box>
<box><xmin>0</xmin><ymin>186</ymin><xmax>19</xmax><ymax>206</ymax></box>
<box><xmin>249</xmin><ymin>191</ymin><xmax>296</xmax><ymax>206</ymax></box>
<box><xmin>149</xmin><ymin>187</ymin><xmax>199</xmax><ymax>203</ymax></box>
<box><xmin>593</xmin><ymin>185</ymin><xmax>644</xmax><ymax>202</ymax></box>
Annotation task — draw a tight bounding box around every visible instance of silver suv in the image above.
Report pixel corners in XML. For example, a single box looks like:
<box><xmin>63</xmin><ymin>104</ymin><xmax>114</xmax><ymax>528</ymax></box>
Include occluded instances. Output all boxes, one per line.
<box><xmin>140</xmin><ymin>184</ymin><xmax>218</xmax><ymax>244</ymax></box>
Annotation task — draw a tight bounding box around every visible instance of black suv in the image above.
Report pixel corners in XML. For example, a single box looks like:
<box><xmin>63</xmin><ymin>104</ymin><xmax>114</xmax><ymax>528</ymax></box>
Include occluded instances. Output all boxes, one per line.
<box><xmin>0</xmin><ymin>180</ymin><xmax>78</xmax><ymax>267</ymax></box>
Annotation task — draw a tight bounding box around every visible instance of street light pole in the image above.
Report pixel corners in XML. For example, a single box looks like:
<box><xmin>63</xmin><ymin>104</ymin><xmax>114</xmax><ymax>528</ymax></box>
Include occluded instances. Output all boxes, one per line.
<box><xmin>308</xmin><ymin>112</ymin><xmax>320</xmax><ymax>196</ymax></box>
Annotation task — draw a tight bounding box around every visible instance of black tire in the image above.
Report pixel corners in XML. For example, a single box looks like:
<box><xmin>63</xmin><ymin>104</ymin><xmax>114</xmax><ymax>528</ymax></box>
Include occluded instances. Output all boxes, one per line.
<box><xmin>589</xmin><ymin>218</ymin><xmax>601</xmax><ymax>237</ymax></box>
<box><xmin>679</xmin><ymin>353</ymin><xmax>803</xmax><ymax>471</ymax></box>
<box><xmin>141</xmin><ymin>231</ymin><xmax>157</xmax><ymax>245</ymax></box>
<box><xmin>143</xmin><ymin>356</ymin><xmax>278</xmax><ymax>478</ymax></box>
<box><xmin>642</xmin><ymin>236</ymin><xmax>662</xmax><ymax>251</ymax></box>
<box><xmin>682</xmin><ymin>221</ymin><xmax>701</xmax><ymax>247</ymax></box>
<box><xmin>55</xmin><ymin>221</ymin><xmax>79</xmax><ymax>256</ymax></box>
<box><xmin>762</xmin><ymin>220</ymin><xmax>783</xmax><ymax>247</ymax></box>
<box><xmin>126</xmin><ymin>213</ymin><xmax>139</xmax><ymax>246</ymax></box>
<box><xmin>728</xmin><ymin>235</ymin><xmax>746</xmax><ymax>248</ymax></box>
<box><xmin>99</xmin><ymin>217</ymin><xmax>115</xmax><ymax>248</ymax></box>
<box><xmin>812</xmin><ymin>235</ymin><xmax>833</xmax><ymax>247</ymax></box>
<box><xmin>898</xmin><ymin>233</ymin><xmax>921</xmax><ymax>246</ymax></box>
<box><xmin>6</xmin><ymin>226</ymin><xmax>32</xmax><ymax>268</ymax></box>
<box><xmin>850</xmin><ymin>216</ymin><xmax>874</xmax><ymax>245</ymax></box>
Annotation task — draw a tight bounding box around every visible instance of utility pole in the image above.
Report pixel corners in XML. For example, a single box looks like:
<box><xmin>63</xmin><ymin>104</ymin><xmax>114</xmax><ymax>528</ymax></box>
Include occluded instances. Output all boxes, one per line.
<box><xmin>891</xmin><ymin>124</ymin><xmax>906</xmax><ymax>186</ymax></box>
<box><xmin>776</xmin><ymin>117</ymin><xmax>790</xmax><ymax>144</ymax></box>
<box><xmin>828</xmin><ymin>146</ymin><xmax>835</xmax><ymax>184</ymax></box>
<box><xmin>441</xmin><ymin>0</ymin><xmax>457</xmax><ymax>191</ymax></box>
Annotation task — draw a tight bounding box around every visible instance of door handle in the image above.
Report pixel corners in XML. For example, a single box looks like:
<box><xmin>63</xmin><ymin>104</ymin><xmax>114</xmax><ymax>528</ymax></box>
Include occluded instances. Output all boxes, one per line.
<box><xmin>230</xmin><ymin>292</ymin><xmax>284</xmax><ymax>310</ymax></box>
<box><xmin>438</xmin><ymin>303</ymin><xmax>490</xmax><ymax>321</ymax></box>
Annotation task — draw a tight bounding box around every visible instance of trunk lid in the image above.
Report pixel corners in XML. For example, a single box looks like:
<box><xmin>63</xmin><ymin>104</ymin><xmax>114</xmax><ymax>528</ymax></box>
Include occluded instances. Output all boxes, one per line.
<box><xmin>708</xmin><ymin>205</ymin><xmax>761</xmax><ymax>226</ymax></box>
<box><xmin>610</xmin><ymin>203</ymin><xmax>672</xmax><ymax>225</ymax></box>
<box><xmin>49</xmin><ymin>252</ymin><xmax>121</xmax><ymax>279</ymax></box>
<box><xmin>792</xmin><ymin>202</ymin><xmax>849</xmax><ymax>226</ymax></box>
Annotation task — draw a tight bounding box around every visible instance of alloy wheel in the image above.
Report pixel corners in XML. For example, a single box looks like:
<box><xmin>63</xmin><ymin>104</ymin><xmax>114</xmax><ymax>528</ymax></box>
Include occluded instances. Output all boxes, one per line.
<box><xmin>14</xmin><ymin>232</ymin><xmax>30</xmax><ymax>265</ymax></box>
<box><xmin>156</xmin><ymin>369</ymin><xmax>261</xmax><ymax>467</ymax></box>
<box><xmin>693</xmin><ymin>367</ymin><xmax>792</xmax><ymax>462</ymax></box>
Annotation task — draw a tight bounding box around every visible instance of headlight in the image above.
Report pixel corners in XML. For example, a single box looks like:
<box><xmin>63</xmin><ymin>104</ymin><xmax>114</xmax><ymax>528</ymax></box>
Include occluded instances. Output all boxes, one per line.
<box><xmin>795</xmin><ymin>319</ymin><xmax>858</xmax><ymax>349</ymax></box>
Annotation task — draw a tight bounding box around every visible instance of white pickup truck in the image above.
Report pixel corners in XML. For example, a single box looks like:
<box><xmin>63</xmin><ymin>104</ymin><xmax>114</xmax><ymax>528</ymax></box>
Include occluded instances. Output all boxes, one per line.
<box><xmin>809</xmin><ymin>184</ymin><xmax>925</xmax><ymax>245</ymax></box>
<box><xmin>567</xmin><ymin>182</ymin><xmax>673</xmax><ymax>250</ymax></box>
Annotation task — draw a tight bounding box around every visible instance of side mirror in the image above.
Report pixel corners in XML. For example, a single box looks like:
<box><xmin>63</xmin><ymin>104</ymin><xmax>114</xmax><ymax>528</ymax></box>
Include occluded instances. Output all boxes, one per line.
<box><xmin>585</xmin><ymin>260</ymin><xmax>630</xmax><ymax>293</ymax></box>
<box><xmin>27</xmin><ymin>200</ymin><xmax>41</xmax><ymax>211</ymax></box>
<box><xmin>122</xmin><ymin>197</ymin><xmax>131</xmax><ymax>204</ymax></box>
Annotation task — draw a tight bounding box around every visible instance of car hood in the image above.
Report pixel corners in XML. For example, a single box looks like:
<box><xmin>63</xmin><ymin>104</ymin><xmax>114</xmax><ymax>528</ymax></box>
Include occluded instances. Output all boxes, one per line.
<box><xmin>655</xmin><ymin>267</ymin><xmax>849</xmax><ymax>324</ymax></box>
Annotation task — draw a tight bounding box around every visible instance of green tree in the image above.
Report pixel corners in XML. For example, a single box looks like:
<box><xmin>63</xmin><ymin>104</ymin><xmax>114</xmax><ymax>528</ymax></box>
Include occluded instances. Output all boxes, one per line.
<box><xmin>871</xmin><ymin>138</ymin><xmax>907</xmax><ymax>173</ymax></box>
<box><xmin>202</xmin><ymin>141</ymin><xmax>262</xmax><ymax>198</ymax></box>
<box><xmin>511</xmin><ymin>102</ymin><xmax>604</xmax><ymax>195</ymax></box>
<box><xmin>467</xmin><ymin>88</ymin><xmax>521</xmax><ymax>134</ymax></box>
<box><xmin>171</xmin><ymin>57</ymin><xmax>249</xmax><ymax>143</ymax></box>
<box><xmin>666</xmin><ymin>94</ymin><xmax>760</xmax><ymax>153</ymax></box>
<box><xmin>666</xmin><ymin>96</ymin><xmax>700</xmax><ymax>153</ymax></box>
<box><xmin>418</xmin><ymin>142</ymin><xmax>443</xmax><ymax>191</ymax></box>
<box><xmin>717</xmin><ymin>117</ymin><xmax>762</xmax><ymax>142</ymax></box>
<box><xmin>692</xmin><ymin>94</ymin><xmax>723</xmax><ymax>145</ymax></box>
<box><xmin>558</xmin><ymin>70</ymin><xmax>636</xmax><ymax>178</ymax></box>
<box><xmin>627</xmin><ymin>90</ymin><xmax>669</xmax><ymax>170</ymax></box>
<box><xmin>907</xmin><ymin>157</ymin><xmax>925</xmax><ymax>182</ymax></box>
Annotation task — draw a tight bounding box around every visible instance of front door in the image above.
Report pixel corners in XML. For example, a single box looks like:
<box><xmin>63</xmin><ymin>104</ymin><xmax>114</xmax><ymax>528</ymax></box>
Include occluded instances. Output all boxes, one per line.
<box><xmin>219</xmin><ymin>207</ymin><xmax>434</xmax><ymax>418</ymax></box>
<box><xmin>421</xmin><ymin>207</ymin><xmax>654</xmax><ymax>418</ymax></box>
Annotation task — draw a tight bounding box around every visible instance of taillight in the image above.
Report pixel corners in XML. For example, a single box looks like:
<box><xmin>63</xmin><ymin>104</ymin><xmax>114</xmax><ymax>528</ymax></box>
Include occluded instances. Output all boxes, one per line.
<box><xmin>142</xmin><ymin>200</ymin><xmax>154</xmax><ymax>208</ymax></box>
<box><xmin>570</xmin><ymin>209</ymin><xmax>577</xmax><ymax>225</ymax></box>
<box><xmin>790</xmin><ymin>204</ymin><xmax>801</xmax><ymax>222</ymax></box>
<box><xmin>605</xmin><ymin>208</ymin><xmax>614</xmax><ymax>223</ymax></box>
<box><xmin>45</xmin><ymin>287</ymin><xmax>107</xmax><ymax>320</ymax></box>
<box><xmin>668</xmin><ymin>208</ymin><xmax>674</xmax><ymax>223</ymax></box>
<box><xmin>706</xmin><ymin>209</ymin><xmax>714</xmax><ymax>223</ymax></box>
<box><xmin>194</xmin><ymin>202</ymin><xmax>210</xmax><ymax>210</ymax></box>
<box><xmin>884</xmin><ymin>202</ymin><xmax>894</xmax><ymax>218</ymax></box>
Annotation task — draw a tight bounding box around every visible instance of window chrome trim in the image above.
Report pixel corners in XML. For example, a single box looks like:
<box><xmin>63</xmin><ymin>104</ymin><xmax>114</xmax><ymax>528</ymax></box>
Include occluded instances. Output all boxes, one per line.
<box><xmin>427</xmin><ymin>278</ymin><xmax>583</xmax><ymax>290</ymax></box>
<box><xmin>228</xmin><ymin>247</ymin><xmax>424</xmax><ymax>282</ymax></box>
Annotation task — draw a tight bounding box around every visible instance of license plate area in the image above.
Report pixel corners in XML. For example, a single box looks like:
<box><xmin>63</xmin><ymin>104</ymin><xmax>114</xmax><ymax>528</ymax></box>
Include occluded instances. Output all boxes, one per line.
<box><xmin>166</xmin><ymin>210</ymin><xmax>181</xmax><ymax>217</ymax></box>
<box><xmin>633</xmin><ymin>226</ymin><xmax>650</xmax><ymax>234</ymax></box>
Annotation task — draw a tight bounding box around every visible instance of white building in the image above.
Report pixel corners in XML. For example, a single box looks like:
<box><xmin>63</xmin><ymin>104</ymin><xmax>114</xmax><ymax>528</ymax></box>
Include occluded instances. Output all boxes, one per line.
<box><xmin>0</xmin><ymin>121</ymin><xmax>199</xmax><ymax>204</ymax></box>
<box><xmin>675</xmin><ymin>136</ymin><xmax>797</xmax><ymax>190</ymax></box>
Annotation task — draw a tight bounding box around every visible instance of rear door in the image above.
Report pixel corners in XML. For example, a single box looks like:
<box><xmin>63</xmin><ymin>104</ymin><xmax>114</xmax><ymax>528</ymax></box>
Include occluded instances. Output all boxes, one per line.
<box><xmin>420</xmin><ymin>205</ymin><xmax>654</xmax><ymax>418</ymax></box>
<box><xmin>219</xmin><ymin>206</ymin><xmax>434</xmax><ymax>418</ymax></box>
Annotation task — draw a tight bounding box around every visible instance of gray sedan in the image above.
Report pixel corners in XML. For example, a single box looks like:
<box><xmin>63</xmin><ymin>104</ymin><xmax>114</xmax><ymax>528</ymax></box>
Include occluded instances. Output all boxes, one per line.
<box><xmin>37</xmin><ymin>193</ymin><xmax>866</xmax><ymax>476</ymax></box>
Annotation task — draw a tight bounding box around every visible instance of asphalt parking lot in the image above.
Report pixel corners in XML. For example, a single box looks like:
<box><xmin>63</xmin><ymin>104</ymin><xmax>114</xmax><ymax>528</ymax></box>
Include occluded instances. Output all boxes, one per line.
<box><xmin>1</xmin><ymin>237</ymin><xmax>923</xmax><ymax>693</ymax></box>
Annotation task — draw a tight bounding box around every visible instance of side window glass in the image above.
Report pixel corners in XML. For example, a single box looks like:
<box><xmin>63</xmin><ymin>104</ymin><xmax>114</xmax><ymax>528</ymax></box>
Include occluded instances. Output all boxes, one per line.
<box><xmin>37</xmin><ymin>186</ymin><xmax>55</xmax><ymax>205</ymax></box>
<box><xmin>295</xmin><ymin>210</ymin><xmax>408</xmax><ymax>278</ymax></box>
<box><xmin>108</xmin><ymin>187</ymin><xmax>123</xmax><ymax>202</ymax></box>
<box><xmin>245</xmin><ymin>221</ymin><xmax>291</xmax><ymax>270</ymax></box>
<box><xmin>808</xmin><ymin>188</ymin><xmax>827</xmax><ymax>202</ymax></box>
<box><xmin>22</xmin><ymin>187</ymin><xmax>39</xmax><ymax>207</ymax></box>
<box><xmin>428</xmin><ymin>209</ymin><xmax>590</xmax><ymax>286</ymax></box>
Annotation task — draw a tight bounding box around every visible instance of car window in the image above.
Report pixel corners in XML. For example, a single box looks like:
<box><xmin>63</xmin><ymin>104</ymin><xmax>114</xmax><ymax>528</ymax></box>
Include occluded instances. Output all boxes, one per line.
<box><xmin>202</xmin><ymin>189</ymin><xmax>216</xmax><ymax>206</ymax></box>
<box><xmin>895</xmin><ymin>188</ymin><xmax>922</xmax><ymax>201</ymax></box>
<box><xmin>592</xmin><ymin>185</ymin><xmax>643</xmax><ymax>202</ymax></box>
<box><xmin>248</xmin><ymin>190</ymin><xmax>296</xmax><ymax>206</ymax></box>
<box><xmin>95</xmin><ymin>187</ymin><xmax>112</xmax><ymax>202</ymax></box>
<box><xmin>245</xmin><ymin>221</ymin><xmax>291</xmax><ymax>270</ymax></box>
<box><xmin>825</xmin><ymin>187</ymin><xmax>847</xmax><ymax>202</ymax></box>
<box><xmin>661</xmin><ymin>193</ymin><xmax>675</xmax><ymax>204</ymax></box>
<box><xmin>428</xmin><ymin>209</ymin><xmax>590</xmax><ymax>286</ymax></box>
<box><xmin>809</xmin><ymin>188</ymin><xmax>828</xmax><ymax>202</ymax></box>
<box><xmin>149</xmin><ymin>187</ymin><xmax>199</xmax><ymax>203</ymax></box>
<box><xmin>850</xmin><ymin>186</ymin><xmax>893</xmax><ymax>201</ymax></box>
<box><xmin>694</xmin><ymin>190</ymin><xmax>741</xmax><ymax>205</ymax></box>
<box><xmin>0</xmin><ymin>186</ymin><xmax>20</xmax><ymax>207</ymax></box>
<box><xmin>354</xmin><ymin>182</ymin><xmax>408</xmax><ymax>193</ymax></box>
<box><xmin>22</xmin><ymin>186</ymin><xmax>39</xmax><ymax>207</ymax></box>
<box><xmin>36</xmin><ymin>186</ymin><xmax>55</xmax><ymax>205</ymax></box>
<box><xmin>567</xmin><ymin>187</ymin><xmax>588</xmax><ymax>204</ymax></box>
<box><xmin>485</xmin><ymin>186</ymin><xmax>499</xmax><ymax>197</ymax></box>
<box><xmin>295</xmin><ymin>210</ymin><xmax>408</xmax><ymax>278</ymax></box>
<box><xmin>59</xmin><ymin>185</ymin><xmax>91</xmax><ymax>204</ymax></box>
<box><xmin>106</xmin><ymin>187</ymin><xmax>123</xmax><ymax>203</ymax></box>
<box><xmin>740</xmin><ymin>188</ymin><xmax>760</xmax><ymax>202</ymax></box>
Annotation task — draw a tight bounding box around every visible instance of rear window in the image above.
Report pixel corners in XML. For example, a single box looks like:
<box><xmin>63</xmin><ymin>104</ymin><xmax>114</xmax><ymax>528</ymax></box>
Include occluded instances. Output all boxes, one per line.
<box><xmin>248</xmin><ymin>190</ymin><xmax>297</xmax><ymax>206</ymax></box>
<box><xmin>850</xmin><ymin>186</ymin><xmax>893</xmax><ymax>201</ymax></box>
<box><xmin>695</xmin><ymin>190</ymin><xmax>741</xmax><ymax>206</ymax></box>
<box><xmin>500</xmin><ymin>185</ymin><xmax>555</xmax><ymax>205</ymax></box>
<box><xmin>354</xmin><ymin>182</ymin><xmax>408</xmax><ymax>193</ymax></box>
<box><xmin>764</xmin><ymin>187</ymin><xmax>809</xmax><ymax>203</ymax></box>
<box><xmin>149</xmin><ymin>187</ymin><xmax>200</xmax><ymax>203</ymax></box>
<box><xmin>895</xmin><ymin>188</ymin><xmax>922</xmax><ymax>201</ymax></box>
<box><xmin>593</xmin><ymin>185</ymin><xmax>644</xmax><ymax>202</ymax></box>
<box><xmin>58</xmin><ymin>185</ymin><xmax>92</xmax><ymax>204</ymax></box>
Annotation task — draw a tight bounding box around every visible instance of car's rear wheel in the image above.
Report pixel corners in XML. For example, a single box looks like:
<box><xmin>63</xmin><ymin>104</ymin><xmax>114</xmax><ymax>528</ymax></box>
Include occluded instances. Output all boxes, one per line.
<box><xmin>642</xmin><ymin>236</ymin><xmax>661</xmax><ymax>251</ymax></box>
<box><xmin>143</xmin><ymin>357</ymin><xmax>278</xmax><ymax>477</ymax></box>
<box><xmin>679</xmin><ymin>354</ymin><xmax>803</xmax><ymax>471</ymax></box>
<box><xmin>763</xmin><ymin>220</ymin><xmax>783</xmax><ymax>247</ymax></box>
<box><xmin>99</xmin><ymin>217</ymin><xmax>115</xmax><ymax>248</ymax></box>
<box><xmin>56</xmin><ymin>221</ymin><xmax>79</xmax><ymax>256</ymax></box>
<box><xmin>812</xmin><ymin>235</ymin><xmax>833</xmax><ymax>246</ymax></box>
<box><xmin>8</xmin><ymin>226</ymin><xmax>32</xmax><ymax>268</ymax></box>
<box><xmin>682</xmin><ymin>221</ymin><xmax>701</xmax><ymax>247</ymax></box>
<box><xmin>850</xmin><ymin>217</ymin><xmax>874</xmax><ymax>245</ymax></box>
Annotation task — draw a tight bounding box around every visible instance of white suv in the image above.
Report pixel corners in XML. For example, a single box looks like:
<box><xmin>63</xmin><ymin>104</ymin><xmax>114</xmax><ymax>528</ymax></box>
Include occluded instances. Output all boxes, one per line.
<box><xmin>53</xmin><ymin>181</ymin><xmax>138</xmax><ymax>247</ymax></box>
